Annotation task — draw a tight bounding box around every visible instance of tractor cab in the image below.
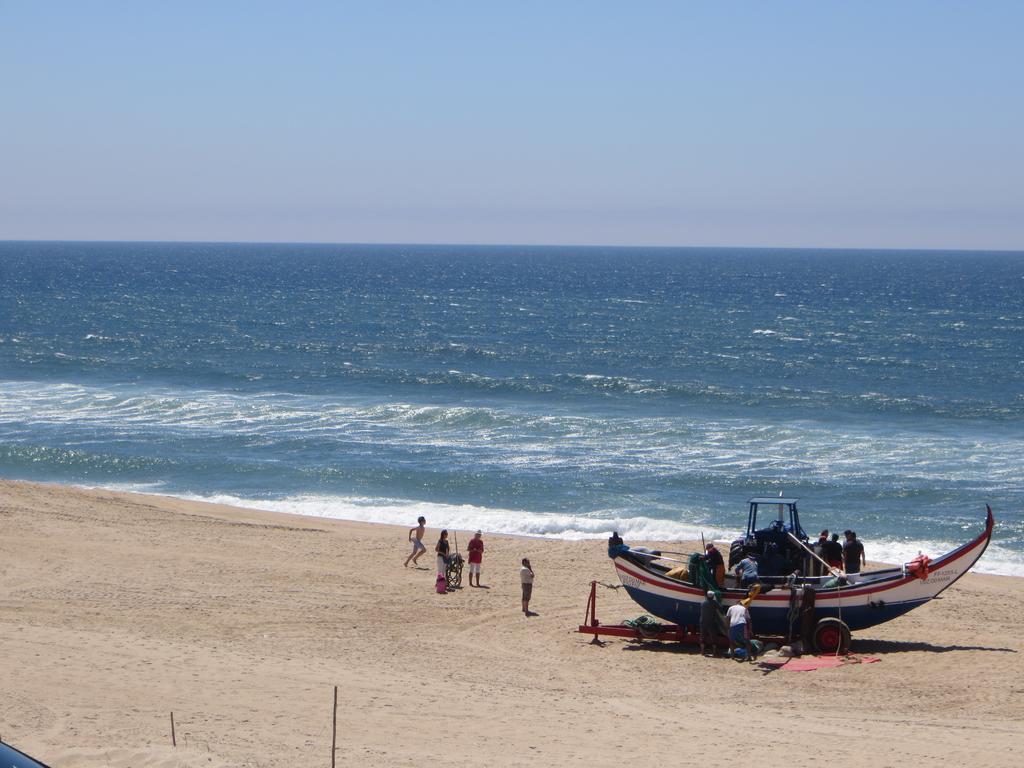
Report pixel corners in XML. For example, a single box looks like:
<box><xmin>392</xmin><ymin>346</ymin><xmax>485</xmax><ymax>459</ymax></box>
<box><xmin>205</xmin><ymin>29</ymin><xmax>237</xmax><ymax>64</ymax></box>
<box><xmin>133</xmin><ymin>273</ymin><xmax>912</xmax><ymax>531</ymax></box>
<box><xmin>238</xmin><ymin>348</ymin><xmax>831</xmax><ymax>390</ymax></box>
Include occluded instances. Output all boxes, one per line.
<box><xmin>728</xmin><ymin>497</ymin><xmax>810</xmax><ymax>578</ymax></box>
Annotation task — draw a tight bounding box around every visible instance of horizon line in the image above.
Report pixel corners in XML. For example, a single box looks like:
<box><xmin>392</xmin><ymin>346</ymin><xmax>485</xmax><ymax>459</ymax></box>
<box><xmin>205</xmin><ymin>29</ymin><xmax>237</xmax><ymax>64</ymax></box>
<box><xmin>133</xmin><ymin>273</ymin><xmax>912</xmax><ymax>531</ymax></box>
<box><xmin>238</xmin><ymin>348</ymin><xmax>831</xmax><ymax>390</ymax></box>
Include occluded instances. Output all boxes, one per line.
<box><xmin>3</xmin><ymin>238</ymin><xmax>1023</xmax><ymax>256</ymax></box>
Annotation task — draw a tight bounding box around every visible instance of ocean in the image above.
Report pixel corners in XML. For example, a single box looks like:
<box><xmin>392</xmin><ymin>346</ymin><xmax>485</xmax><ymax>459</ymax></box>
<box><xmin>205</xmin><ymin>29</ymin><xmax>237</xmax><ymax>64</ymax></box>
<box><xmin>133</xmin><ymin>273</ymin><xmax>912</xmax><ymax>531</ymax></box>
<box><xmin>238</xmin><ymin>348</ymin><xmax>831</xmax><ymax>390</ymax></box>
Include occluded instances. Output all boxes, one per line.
<box><xmin>1</xmin><ymin>241</ymin><xmax>1021</xmax><ymax>575</ymax></box>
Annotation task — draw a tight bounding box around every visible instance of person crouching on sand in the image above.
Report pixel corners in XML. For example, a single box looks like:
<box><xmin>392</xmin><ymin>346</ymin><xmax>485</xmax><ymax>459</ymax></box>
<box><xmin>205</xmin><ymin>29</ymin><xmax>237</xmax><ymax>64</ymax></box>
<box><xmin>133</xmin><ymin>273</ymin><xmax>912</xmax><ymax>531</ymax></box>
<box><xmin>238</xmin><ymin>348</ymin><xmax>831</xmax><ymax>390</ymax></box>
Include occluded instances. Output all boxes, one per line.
<box><xmin>520</xmin><ymin>558</ymin><xmax>534</xmax><ymax>615</ymax></box>
<box><xmin>467</xmin><ymin>530</ymin><xmax>484</xmax><ymax>587</ymax></box>
<box><xmin>404</xmin><ymin>516</ymin><xmax>427</xmax><ymax>568</ymax></box>
<box><xmin>726</xmin><ymin>599</ymin><xmax>754</xmax><ymax>660</ymax></box>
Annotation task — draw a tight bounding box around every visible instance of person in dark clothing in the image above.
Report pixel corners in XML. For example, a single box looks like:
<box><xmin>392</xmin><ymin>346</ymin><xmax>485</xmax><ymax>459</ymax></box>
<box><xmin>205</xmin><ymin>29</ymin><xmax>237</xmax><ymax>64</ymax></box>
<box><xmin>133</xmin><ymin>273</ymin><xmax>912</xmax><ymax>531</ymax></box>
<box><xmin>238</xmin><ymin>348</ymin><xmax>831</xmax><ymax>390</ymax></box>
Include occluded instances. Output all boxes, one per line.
<box><xmin>813</xmin><ymin>530</ymin><xmax>829</xmax><ymax>576</ymax></box>
<box><xmin>435</xmin><ymin>529</ymin><xmax>451</xmax><ymax>575</ymax></box>
<box><xmin>699</xmin><ymin>590</ymin><xmax>727</xmax><ymax>657</ymax></box>
<box><xmin>843</xmin><ymin>530</ymin><xmax>866</xmax><ymax>574</ymax></box>
<box><xmin>823</xmin><ymin>533</ymin><xmax>844</xmax><ymax>570</ymax></box>
<box><xmin>704</xmin><ymin>543</ymin><xmax>726</xmax><ymax>586</ymax></box>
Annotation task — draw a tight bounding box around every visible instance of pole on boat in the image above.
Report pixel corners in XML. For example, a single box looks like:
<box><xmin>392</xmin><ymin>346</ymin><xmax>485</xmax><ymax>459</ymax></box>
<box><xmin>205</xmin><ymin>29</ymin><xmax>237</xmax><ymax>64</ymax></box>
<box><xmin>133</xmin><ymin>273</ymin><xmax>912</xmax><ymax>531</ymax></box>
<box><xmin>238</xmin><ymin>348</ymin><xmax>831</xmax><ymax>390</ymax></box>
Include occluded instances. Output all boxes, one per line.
<box><xmin>621</xmin><ymin>550</ymin><xmax>692</xmax><ymax>565</ymax></box>
<box><xmin>638</xmin><ymin>548</ymin><xmax>694</xmax><ymax>557</ymax></box>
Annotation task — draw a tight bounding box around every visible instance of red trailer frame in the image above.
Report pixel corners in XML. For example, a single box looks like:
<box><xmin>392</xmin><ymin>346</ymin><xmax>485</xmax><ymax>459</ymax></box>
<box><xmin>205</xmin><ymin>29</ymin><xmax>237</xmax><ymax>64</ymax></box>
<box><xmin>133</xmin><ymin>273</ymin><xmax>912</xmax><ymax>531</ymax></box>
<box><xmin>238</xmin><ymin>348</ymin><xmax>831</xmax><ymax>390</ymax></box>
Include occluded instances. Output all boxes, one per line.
<box><xmin>577</xmin><ymin>580</ymin><xmax>708</xmax><ymax>643</ymax></box>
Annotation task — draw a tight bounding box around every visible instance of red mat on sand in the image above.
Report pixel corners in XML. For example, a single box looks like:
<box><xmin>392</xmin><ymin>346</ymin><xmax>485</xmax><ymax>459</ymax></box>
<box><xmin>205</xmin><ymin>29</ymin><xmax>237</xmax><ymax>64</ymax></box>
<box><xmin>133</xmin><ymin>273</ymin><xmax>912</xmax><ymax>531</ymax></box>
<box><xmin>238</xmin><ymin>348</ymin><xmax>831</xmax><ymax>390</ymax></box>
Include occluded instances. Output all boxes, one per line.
<box><xmin>758</xmin><ymin>655</ymin><xmax>880</xmax><ymax>671</ymax></box>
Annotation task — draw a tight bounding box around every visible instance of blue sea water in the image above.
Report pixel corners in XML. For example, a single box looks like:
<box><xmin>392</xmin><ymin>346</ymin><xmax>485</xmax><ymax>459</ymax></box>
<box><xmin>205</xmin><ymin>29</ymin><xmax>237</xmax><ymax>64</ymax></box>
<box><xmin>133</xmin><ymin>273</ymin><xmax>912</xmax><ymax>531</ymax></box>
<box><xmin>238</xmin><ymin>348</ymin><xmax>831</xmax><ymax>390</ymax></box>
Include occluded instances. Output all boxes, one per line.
<box><xmin>1</xmin><ymin>241</ymin><xmax>1022</xmax><ymax>574</ymax></box>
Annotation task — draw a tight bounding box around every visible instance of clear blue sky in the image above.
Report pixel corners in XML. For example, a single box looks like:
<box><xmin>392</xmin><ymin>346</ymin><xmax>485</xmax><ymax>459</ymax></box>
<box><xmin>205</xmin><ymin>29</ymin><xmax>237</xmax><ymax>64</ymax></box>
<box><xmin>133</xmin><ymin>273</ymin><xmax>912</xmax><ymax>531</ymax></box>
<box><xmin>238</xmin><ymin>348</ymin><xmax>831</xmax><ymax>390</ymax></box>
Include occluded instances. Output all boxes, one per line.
<box><xmin>2</xmin><ymin>2</ymin><xmax>1021</xmax><ymax>249</ymax></box>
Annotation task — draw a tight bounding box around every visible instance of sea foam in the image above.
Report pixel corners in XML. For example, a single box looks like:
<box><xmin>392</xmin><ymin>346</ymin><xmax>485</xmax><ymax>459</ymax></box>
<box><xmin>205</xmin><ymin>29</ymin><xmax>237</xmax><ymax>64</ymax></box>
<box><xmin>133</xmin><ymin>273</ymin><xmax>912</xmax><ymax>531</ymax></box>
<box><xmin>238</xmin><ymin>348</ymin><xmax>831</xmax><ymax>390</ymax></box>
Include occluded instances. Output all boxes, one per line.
<box><xmin>91</xmin><ymin>484</ymin><xmax>1023</xmax><ymax>577</ymax></box>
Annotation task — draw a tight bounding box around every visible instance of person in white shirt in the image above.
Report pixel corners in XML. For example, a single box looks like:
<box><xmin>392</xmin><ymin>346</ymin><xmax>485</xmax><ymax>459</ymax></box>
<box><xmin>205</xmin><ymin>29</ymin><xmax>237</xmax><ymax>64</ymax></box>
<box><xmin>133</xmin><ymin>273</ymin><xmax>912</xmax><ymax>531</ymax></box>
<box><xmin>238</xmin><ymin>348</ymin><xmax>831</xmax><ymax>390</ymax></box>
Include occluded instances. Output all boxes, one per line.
<box><xmin>520</xmin><ymin>558</ymin><xmax>535</xmax><ymax>616</ymax></box>
<box><xmin>726</xmin><ymin>601</ymin><xmax>755</xmax><ymax>660</ymax></box>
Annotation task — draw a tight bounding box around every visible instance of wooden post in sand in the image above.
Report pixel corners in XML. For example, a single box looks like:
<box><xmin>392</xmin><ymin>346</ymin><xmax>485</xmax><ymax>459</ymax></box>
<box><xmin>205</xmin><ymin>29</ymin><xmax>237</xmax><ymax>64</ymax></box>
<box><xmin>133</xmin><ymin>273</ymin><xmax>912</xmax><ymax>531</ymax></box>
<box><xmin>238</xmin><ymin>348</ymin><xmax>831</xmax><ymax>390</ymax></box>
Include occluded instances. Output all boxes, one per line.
<box><xmin>170</xmin><ymin>711</ymin><xmax>176</xmax><ymax>747</ymax></box>
<box><xmin>331</xmin><ymin>685</ymin><xmax>338</xmax><ymax>768</ymax></box>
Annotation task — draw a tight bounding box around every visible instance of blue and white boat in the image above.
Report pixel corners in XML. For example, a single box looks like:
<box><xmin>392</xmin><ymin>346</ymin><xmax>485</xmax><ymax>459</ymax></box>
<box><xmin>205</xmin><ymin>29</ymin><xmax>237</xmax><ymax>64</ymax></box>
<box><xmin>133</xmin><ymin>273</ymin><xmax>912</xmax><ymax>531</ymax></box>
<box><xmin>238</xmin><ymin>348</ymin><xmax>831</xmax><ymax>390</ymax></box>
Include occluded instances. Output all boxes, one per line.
<box><xmin>611</xmin><ymin>498</ymin><xmax>995</xmax><ymax>652</ymax></box>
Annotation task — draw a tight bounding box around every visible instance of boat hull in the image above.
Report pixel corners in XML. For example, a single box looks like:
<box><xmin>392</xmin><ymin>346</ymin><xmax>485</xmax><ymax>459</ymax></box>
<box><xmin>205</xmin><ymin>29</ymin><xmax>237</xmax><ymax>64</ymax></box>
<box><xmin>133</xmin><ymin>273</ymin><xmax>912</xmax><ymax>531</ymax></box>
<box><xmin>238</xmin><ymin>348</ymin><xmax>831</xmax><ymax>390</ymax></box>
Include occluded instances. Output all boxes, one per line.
<box><xmin>614</xmin><ymin>507</ymin><xmax>994</xmax><ymax>636</ymax></box>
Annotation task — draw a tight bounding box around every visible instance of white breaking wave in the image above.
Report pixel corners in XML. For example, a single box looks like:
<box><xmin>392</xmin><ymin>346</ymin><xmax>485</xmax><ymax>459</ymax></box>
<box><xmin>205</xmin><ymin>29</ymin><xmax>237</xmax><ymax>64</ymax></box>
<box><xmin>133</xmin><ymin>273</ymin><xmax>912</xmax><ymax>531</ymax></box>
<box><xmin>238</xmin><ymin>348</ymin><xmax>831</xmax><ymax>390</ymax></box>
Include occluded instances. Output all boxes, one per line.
<box><xmin>83</xmin><ymin>484</ymin><xmax>1022</xmax><ymax>577</ymax></box>
<box><xmin>178</xmin><ymin>491</ymin><xmax>740</xmax><ymax>543</ymax></box>
<box><xmin>97</xmin><ymin>484</ymin><xmax>738</xmax><ymax>544</ymax></box>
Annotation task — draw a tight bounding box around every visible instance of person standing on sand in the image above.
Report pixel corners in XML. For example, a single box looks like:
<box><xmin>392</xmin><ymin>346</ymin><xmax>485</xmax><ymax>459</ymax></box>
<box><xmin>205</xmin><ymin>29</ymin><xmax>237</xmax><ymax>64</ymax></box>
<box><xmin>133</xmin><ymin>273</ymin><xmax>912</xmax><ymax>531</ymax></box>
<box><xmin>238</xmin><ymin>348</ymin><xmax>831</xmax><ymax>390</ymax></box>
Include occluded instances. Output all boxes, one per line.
<box><xmin>404</xmin><ymin>516</ymin><xmax>427</xmax><ymax>567</ymax></box>
<box><xmin>435</xmin><ymin>529</ymin><xmax>451</xmax><ymax>575</ymax></box>
<box><xmin>843</xmin><ymin>530</ymin><xmax>866</xmax><ymax>574</ymax></box>
<box><xmin>700</xmin><ymin>590</ymin><xmax>727</xmax><ymax>656</ymax></box>
<box><xmin>520</xmin><ymin>558</ymin><xmax>534</xmax><ymax>615</ymax></box>
<box><xmin>467</xmin><ymin>530</ymin><xmax>484</xmax><ymax>587</ymax></box>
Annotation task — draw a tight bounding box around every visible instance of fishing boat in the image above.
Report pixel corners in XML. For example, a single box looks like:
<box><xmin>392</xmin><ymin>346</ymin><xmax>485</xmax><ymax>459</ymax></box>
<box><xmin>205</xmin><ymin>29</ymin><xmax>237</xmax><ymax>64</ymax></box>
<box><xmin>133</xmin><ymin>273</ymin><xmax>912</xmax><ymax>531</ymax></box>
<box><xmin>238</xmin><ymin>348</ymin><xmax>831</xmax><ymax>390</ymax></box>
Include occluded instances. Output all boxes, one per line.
<box><xmin>610</xmin><ymin>498</ymin><xmax>994</xmax><ymax>652</ymax></box>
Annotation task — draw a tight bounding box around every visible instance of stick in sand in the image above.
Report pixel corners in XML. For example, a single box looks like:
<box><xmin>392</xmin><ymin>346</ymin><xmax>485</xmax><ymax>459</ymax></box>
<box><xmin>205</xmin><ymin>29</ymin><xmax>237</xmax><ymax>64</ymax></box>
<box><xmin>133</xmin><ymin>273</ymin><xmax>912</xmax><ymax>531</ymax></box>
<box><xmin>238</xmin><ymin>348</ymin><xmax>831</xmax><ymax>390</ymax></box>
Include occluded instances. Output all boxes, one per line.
<box><xmin>331</xmin><ymin>685</ymin><xmax>338</xmax><ymax>768</ymax></box>
<box><xmin>170</xmin><ymin>711</ymin><xmax>176</xmax><ymax>747</ymax></box>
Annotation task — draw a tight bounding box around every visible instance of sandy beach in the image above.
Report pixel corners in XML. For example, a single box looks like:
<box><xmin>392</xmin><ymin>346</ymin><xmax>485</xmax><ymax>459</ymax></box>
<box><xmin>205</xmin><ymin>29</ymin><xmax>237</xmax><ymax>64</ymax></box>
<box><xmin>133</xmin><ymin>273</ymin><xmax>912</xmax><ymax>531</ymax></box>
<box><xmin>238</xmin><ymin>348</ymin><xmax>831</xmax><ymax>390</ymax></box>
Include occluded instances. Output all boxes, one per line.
<box><xmin>1</xmin><ymin>479</ymin><xmax>1020</xmax><ymax>767</ymax></box>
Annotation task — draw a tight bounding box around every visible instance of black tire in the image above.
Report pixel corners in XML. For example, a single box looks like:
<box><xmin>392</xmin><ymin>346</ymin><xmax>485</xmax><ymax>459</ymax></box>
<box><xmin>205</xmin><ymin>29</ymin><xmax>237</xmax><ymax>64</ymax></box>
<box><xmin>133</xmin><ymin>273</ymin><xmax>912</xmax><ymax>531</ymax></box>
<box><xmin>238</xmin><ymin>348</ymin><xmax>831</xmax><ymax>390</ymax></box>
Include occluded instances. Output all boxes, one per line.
<box><xmin>728</xmin><ymin>540</ymin><xmax>746</xmax><ymax>569</ymax></box>
<box><xmin>812</xmin><ymin>617</ymin><xmax>851</xmax><ymax>654</ymax></box>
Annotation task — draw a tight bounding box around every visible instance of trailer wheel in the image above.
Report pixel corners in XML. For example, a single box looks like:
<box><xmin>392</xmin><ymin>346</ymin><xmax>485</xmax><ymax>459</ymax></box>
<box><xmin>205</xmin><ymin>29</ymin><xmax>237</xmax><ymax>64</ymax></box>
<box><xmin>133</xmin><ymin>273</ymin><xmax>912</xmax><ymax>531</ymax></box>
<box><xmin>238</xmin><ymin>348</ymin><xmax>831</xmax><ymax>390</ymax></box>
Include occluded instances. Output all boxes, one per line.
<box><xmin>812</xmin><ymin>617</ymin><xmax>851</xmax><ymax>654</ymax></box>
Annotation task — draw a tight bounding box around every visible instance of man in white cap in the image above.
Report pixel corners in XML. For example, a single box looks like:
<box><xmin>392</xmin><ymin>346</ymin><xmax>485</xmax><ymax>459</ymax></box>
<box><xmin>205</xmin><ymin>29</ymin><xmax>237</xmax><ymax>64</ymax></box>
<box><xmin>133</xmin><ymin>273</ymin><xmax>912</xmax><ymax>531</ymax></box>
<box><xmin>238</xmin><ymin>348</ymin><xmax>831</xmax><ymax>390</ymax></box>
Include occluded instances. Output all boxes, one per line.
<box><xmin>467</xmin><ymin>530</ymin><xmax>485</xmax><ymax>587</ymax></box>
<box><xmin>699</xmin><ymin>590</ymin><xmax>726</xmax><ymax>657</ymax></box>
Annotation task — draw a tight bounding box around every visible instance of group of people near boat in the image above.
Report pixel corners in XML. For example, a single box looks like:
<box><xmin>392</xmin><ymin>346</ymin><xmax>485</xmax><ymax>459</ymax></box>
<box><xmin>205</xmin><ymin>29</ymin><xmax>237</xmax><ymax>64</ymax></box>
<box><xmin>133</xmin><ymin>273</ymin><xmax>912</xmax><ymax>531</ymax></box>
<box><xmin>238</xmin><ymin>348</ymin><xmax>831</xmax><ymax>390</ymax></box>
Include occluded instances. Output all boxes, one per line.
<box><xmin>696</xmin><ymin>529</ymin><xmax>867</xmax><ymax>659</ymax></box>
<box><xmin>814</xmin><ymin>529</ymin><xmax>866</xmax><ymax>575</ymax></box>
<box><xmin>402</xmin><ymin>516</ymin><xmax>536</xmax><ymax>613</ymax></box>
<box><xmin>701</xmin><ymin>543</ymin><xmax>761</xmax><ymax>589</ymax></box>
<box><xmin>700</xmin><ymin>529</ymin><xmax>867</xmax><ymax>593</ymax></box>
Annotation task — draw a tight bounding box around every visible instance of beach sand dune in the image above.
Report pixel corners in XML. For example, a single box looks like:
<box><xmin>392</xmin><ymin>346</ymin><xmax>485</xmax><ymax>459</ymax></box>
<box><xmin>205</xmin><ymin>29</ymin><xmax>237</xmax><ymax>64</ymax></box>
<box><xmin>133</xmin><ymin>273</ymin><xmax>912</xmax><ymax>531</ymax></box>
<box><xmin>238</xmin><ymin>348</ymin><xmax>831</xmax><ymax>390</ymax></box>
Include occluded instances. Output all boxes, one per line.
<box><xmin>1</xmin><ymin>480</ymin><xmax>1020</xmax><ymax>767</ymax></box>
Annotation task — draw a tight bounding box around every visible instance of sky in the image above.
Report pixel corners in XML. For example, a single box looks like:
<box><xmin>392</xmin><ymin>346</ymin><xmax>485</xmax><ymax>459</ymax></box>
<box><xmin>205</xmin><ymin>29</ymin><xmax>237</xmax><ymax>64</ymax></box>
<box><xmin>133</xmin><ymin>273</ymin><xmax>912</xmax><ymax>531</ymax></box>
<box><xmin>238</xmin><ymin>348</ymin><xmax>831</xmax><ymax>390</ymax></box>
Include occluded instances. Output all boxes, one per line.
<box><xmin>1</xmin><ymin>1</ymin><xmax>1022</xmax><ymax>250</ymax></box>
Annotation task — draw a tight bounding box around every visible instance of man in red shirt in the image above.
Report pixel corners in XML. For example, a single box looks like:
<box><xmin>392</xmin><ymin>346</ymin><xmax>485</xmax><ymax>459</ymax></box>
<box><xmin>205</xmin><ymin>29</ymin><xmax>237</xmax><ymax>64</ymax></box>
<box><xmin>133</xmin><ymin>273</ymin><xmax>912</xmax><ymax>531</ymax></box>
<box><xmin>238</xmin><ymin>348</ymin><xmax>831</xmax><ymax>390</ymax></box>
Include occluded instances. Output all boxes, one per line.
<box><xmin>467</xmin><ymin>530</ymin><xmax>485</xmax><ymax>587</ymax></box>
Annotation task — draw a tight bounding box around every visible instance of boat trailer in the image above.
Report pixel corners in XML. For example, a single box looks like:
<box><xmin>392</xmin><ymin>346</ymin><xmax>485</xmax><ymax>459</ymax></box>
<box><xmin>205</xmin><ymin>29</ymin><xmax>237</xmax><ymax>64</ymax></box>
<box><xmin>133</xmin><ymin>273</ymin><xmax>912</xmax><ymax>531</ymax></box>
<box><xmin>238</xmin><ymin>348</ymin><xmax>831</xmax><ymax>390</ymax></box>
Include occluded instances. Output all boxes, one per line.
<box><xmin>577</xmin><ymin>580</ymin><xmax>719</xmax><ymax>645</ymax></box>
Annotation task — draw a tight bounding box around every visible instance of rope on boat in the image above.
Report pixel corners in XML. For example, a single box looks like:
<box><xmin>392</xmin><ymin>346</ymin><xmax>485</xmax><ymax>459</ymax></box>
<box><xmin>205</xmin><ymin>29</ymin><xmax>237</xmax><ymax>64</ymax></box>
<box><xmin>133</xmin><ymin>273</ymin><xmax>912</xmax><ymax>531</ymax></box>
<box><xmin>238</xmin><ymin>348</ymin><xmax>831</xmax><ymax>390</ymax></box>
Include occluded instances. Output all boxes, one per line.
<box><xmin>835</xmin><ymin>574</ymin><xmax>844</xmax><ymax>657</ymax></box>
<box><xmin>778</xmin><ymin>533</ymin><xmax>849</xmax><ymax>656</ymax></box>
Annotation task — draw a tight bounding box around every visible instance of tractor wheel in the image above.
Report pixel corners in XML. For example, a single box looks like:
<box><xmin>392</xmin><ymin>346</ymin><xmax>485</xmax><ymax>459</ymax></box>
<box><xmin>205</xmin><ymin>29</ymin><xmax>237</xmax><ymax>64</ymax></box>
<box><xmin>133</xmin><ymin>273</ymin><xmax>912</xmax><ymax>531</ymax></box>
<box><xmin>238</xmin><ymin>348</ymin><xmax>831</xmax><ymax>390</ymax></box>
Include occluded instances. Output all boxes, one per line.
<box><xmin>812</xmin><ymin>617</ymin><xmax>851</xmax><ymax>655</ymax></box>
